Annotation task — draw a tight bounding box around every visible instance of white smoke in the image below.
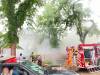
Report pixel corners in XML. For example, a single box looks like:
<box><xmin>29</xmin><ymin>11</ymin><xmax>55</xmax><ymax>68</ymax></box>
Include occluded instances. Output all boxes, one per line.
<box><xmin>17</xmin><ymin>29</ymin><xmax>100</xmax><ymax>64</ymax></box>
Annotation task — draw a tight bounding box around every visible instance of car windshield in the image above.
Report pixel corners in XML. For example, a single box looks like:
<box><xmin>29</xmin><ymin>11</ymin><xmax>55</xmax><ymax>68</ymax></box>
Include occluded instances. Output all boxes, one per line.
<box><xmin>22</xmin><ymin>61</ymin><xmax>44</xmax><ymax>75</ymax></box>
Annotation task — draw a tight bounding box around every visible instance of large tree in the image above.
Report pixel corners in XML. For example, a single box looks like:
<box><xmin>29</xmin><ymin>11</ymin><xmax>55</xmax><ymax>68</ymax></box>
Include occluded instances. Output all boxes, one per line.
<box><xmin>0</xmin><ymin>0</ymin><xmax>41</xmax><ymax>56</ymax></box>
<box><xmin>76</xmin><ymin>20</ymin><xmax>100</xmax><ymax>43</ymax></box>
<box><xmin>37</xmin><ymin>0</ymin><xmax>89</xmax><ymax>47</ymax></box>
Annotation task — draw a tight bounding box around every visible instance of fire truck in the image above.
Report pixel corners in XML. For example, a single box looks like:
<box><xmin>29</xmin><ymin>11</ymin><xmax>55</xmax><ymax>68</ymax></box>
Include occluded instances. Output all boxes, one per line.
<box><xmin>65</xmin><ymin>44</ymin><xmax>100</xmax><ymax>71</ymax></box>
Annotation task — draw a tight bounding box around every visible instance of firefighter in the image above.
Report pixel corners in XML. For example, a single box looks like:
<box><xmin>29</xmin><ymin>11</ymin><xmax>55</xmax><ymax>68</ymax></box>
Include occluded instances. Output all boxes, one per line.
<box><xmin>67</xmin><ymin>48</ymin><xmax>73</xmax><ymax>66</ymax></box>
<box><xmin>30</xmin><ymin>52</ymin><xmax>36</xmax><ymax>63</ymax></box>
<box><xmin>37</xmin><ymin>55</ymin><xmax>42</xmax><ymax>66</ymax></box>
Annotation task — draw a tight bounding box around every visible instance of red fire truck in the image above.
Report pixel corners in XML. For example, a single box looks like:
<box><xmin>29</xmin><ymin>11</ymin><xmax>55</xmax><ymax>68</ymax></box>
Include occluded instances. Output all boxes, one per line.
<box><xmin>65</xmin><ymin>44</ymin><xmax>100</xmax><ymax>71</ymax></box>
<box><xmin>77</xmin><ymin>44</ymin><xmax>100</xmax><ymax>71</ymax></box>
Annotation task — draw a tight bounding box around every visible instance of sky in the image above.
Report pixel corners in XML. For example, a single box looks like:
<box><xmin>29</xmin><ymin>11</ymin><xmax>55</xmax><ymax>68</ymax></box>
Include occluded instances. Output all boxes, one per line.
<box><xmin>0</xmin><ymin>0</ymin><xmax>100</xmax><ymax>31</ymax></box>
<box><xmin>82</xmin><ymin>0</ymin><xmax>100</xmax><ymax>28</ymax></box>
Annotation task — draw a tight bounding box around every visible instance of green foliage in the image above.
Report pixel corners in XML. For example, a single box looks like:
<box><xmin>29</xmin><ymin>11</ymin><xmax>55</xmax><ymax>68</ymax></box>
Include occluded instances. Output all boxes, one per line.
<box><xmin>0</xmin><ymin>0</ymin><xmax>40</xmax><ymax>45</ymax></box>
<box><xmin>37</xmin><ymin>0</ymin><xmax>88</xmax><ymax>47</ymax></box>
<box><xmin>63</xmin><ymin>0</ymin><xmax>99</xmax><ymax>43</ymax></box>
<box><xmin>75</xmin><ymin>12</ymin><xmax>99</xmax><ymax>43</ymax></box>
<box><xmin>78</xmin><ymin>20</ymin><xmax>100</xmax><ymax>43</ymax></box>
<box><xmin>37</xmin><ymin>3</ymin><xmax>61</xmax><ymax>47</ymax></box>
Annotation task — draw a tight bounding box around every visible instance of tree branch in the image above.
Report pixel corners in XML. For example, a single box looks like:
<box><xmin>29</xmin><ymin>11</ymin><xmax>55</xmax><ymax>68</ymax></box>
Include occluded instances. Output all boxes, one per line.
<box><xmin>15</xmin><ymin>0</ymin><xmax>38</xmax><ymax>28</ymax></box>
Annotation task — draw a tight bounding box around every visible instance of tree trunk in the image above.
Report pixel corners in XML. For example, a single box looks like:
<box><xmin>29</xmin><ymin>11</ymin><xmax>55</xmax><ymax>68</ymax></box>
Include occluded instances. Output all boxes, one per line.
<box><xmin>11</xmin><ymin>43</ymin><xmax>16</xmax><ymax>56</ymax></box>
<box><xmin>0</xmin><ymin>48</ymin><xmax>1</xmax><ymax>54</ymax></box>
<box><xmin>80</xmin><ymin>34</ymin><xmax>87</xmax><ymax>44</ymax></box>
<box><xmin>80</xmin><ymin>37</ymin><xmax>85</xmax><ymax>44</ymax></box>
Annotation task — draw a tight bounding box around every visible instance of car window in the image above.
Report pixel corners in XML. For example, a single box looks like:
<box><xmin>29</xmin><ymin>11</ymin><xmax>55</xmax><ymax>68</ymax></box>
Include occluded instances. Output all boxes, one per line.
<box><xmin>22</xmin><ymin>61</ymin><xmax>44</xmax><ymax>75</ymax></box>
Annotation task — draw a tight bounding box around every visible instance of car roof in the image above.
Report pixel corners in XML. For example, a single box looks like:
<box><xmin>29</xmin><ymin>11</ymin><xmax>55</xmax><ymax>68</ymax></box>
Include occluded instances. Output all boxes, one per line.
<box><xmin>0</xmin><ymin>63</ymin><xmax>18</xmax><ymax>65</ymax></box>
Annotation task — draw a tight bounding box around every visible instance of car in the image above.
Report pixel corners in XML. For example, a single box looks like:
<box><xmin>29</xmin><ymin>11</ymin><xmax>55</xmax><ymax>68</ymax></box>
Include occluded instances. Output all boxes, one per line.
<box><xmin>45</xmin><ymin>66</ymin><xmax>79</xmax><ymax>75</ymax></box>
<box><xmin>0</xmin><ymin>61</ymin><xmax>79</xmax><ymax>75</ymax></box>
<box><xmin>0</xmin><ymin>61</ymin><xmax>44</xmax><ymax>75</ymax></box>
<box><xmin>47</xmin><ymin>70</ymin><xmax>79</xmax><ymax>75</ymax></box>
